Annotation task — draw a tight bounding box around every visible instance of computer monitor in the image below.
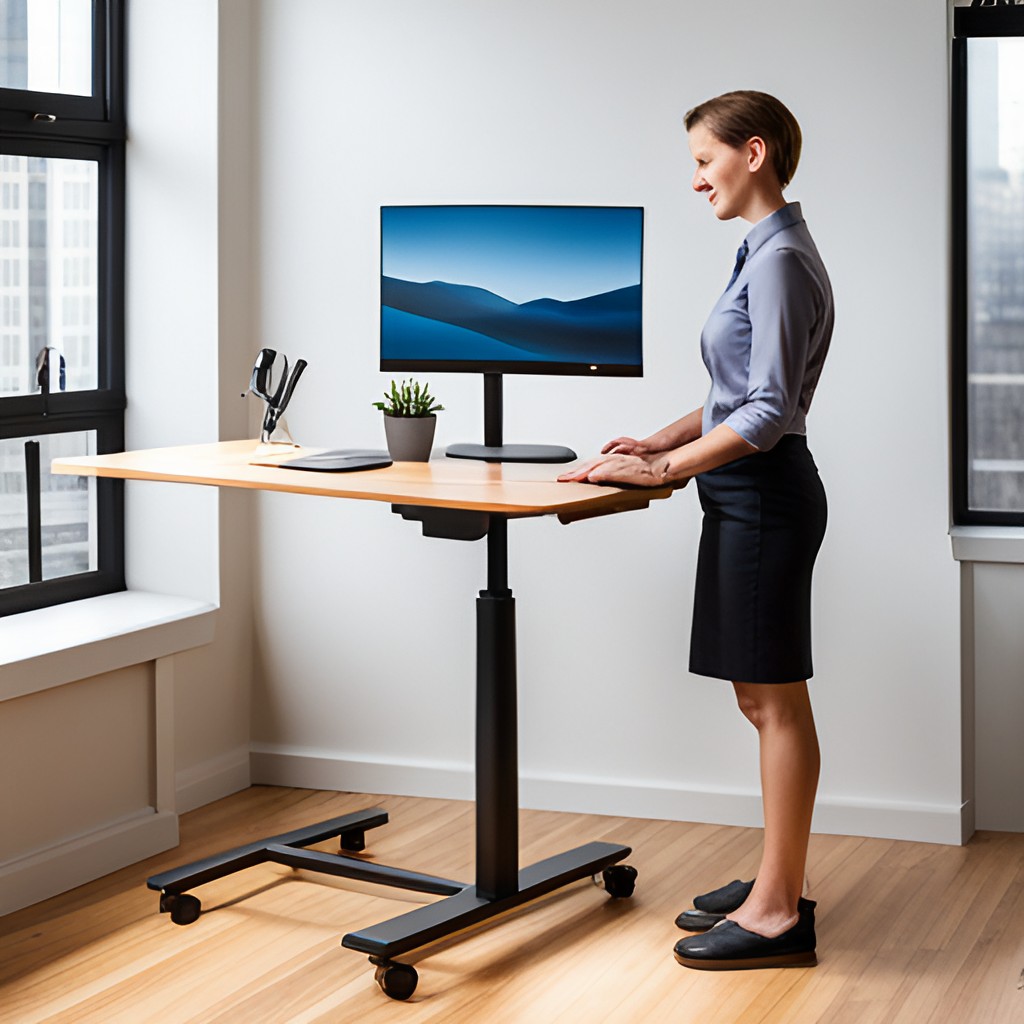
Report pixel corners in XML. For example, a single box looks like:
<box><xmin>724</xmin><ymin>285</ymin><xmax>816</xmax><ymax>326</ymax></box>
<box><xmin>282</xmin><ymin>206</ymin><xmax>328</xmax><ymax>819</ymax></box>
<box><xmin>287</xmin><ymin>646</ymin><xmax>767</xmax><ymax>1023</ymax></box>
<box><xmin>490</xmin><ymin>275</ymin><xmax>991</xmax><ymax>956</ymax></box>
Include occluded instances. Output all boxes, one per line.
<box><xmin>380</xmin><ymin>204</ymin><xmax>643</xmax><ymax>463</ymax></box>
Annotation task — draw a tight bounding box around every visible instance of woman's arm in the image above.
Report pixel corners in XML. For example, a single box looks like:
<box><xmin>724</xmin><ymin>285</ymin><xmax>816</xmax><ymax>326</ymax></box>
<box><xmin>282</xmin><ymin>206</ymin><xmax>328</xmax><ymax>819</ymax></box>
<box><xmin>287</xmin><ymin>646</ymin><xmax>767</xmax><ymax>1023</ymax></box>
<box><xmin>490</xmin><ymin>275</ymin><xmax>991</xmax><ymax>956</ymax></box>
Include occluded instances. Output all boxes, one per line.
<box><xmin>601</xmin><ymin>405</ymin><xmax>704</xmax><ymax>456</ymax></box>
<box><xmin>718</xmin><ymin>248</ymin><xmax>824</xmax><ymax>452</ymax></box>
<box><xmin>649</xmin><ymin>423</ymin><xmax>756</xmax><ymax>481</ymax></box>
<box><xmin>559</xmin><ymin>422</ymin><xmax>754</xmax><ymax>487</ymax></box>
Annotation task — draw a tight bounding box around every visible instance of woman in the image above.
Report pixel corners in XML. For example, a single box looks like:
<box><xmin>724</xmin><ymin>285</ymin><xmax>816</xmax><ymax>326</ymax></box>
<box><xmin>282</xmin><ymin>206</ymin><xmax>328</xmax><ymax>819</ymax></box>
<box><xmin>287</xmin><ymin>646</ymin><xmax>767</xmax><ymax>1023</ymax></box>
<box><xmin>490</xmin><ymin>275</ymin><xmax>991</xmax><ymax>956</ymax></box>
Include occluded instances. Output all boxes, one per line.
<box><xmin>558</xmin><ymin>90</ymin><xmax>833</xmax><ymax>970</ymax></box>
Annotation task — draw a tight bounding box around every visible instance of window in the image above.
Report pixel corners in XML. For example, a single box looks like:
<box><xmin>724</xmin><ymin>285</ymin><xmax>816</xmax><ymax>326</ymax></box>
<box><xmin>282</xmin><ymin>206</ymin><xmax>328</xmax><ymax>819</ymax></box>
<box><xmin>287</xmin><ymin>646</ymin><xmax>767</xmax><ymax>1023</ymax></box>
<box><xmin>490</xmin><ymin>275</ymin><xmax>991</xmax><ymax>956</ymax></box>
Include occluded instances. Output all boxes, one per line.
<box><xmin>0</xmin><ymin>0</ymin><xmax>124</xmax><ymax>615</ymax></box>
<box><xmin>0</xmin><ymin>431</ymin><xmax>98</xmax><ymax>590</ymax></box>
<box><xmin>0</xmin><ymin>0</ymin><xmax>105</xmax><ymax>116</ymax></box>
<box><xmin>952</xmin><ymin>3</ymin><xmax>1024</xmax><ymax>524</ymax></box>
<box><xmin>1</xmin><ymin>295</ymin><xmax>19</xmax><ymax>326</ymax></box>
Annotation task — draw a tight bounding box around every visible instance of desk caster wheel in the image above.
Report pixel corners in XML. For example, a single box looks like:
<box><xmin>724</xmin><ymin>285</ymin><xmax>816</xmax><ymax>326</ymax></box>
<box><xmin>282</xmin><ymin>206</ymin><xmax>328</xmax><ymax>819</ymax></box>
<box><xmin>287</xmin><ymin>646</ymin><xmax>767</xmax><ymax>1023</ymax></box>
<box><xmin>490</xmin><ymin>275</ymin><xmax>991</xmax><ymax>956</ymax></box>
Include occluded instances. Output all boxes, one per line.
<box><xmin>340</xmin><ymin>829</ymin><xmax>365</xmax><ymax>852</ymax></box>
<box><xmin>370</xmin><ymin>957</ymin><xmax>417</xmax><ymax>1001</ymax></box>
<box><xmin>600</xmin><ymin>864</ymin><xmax>637</xmax><ymax>899</ymax></box>
<box><xmin>159</xmin><ymin>892</ymin><xmax>202</xmax><ymax>925</ymax></box>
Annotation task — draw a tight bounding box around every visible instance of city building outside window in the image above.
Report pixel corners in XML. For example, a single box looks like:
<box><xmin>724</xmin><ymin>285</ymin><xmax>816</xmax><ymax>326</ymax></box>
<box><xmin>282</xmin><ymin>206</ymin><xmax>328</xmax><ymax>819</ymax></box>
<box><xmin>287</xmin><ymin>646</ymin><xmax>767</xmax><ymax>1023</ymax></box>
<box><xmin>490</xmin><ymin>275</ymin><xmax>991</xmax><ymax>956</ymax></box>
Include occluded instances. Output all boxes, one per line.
<box><xmin>952</xmin><ymin>3</ymin><xmax>1024</xmax><ymax>524</ymax></box>
<box><xmin>0</xmin><ymin>0</ymin><xmax>125</xmax><ymax>614</ymax></box>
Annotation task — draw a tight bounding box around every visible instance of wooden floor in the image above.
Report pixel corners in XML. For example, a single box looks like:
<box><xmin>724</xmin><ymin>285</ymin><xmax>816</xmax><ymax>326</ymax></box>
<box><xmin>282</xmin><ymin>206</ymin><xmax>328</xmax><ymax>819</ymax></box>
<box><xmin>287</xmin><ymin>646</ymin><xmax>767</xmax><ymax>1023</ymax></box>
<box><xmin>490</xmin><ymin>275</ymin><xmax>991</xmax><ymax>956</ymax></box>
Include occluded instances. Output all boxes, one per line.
<box><xmin>1</xmin><ymin>787</ymin><xmax>1023</xmax><ymax>1024</ymax></box>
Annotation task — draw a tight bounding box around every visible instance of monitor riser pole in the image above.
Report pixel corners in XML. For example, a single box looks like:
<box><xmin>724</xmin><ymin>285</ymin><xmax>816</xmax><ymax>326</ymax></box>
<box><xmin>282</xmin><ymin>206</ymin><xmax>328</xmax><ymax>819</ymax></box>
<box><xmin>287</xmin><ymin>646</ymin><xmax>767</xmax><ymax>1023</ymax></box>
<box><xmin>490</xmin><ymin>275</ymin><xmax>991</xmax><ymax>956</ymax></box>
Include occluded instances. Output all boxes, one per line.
<box><xmin>484</xmin><ymin>372</ymin><xmax>504</xmax><ymax>450</ymax></box>
<box><xmin>445</xmin><ymin>373</ymin><xmax>577</xmax><ymax>464</ymax></box>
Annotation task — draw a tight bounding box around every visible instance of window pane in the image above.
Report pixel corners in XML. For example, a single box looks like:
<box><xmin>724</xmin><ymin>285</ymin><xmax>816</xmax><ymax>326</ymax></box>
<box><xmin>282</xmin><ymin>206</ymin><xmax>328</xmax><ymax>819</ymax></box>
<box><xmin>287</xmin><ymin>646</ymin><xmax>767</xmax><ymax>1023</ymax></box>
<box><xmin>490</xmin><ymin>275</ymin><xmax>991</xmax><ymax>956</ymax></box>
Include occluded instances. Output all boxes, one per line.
<box><xmin>967</xmin><ymin>37</ymin><xmax>1024</xmax><ymax>512</ymax></box>
<box><xmin>0</xmin><ymin>154</ymin><xmax>98</xmax><ymax>396</ymax></box>
<box><xmin>0</xmin><ymin>430</ymin><xmax>97</xmax><ymax>589</ymax></box>
<box><xmin>0</xmin><ymin>0</ymin><xmax>92</xmax><ymax>96</ymax></box>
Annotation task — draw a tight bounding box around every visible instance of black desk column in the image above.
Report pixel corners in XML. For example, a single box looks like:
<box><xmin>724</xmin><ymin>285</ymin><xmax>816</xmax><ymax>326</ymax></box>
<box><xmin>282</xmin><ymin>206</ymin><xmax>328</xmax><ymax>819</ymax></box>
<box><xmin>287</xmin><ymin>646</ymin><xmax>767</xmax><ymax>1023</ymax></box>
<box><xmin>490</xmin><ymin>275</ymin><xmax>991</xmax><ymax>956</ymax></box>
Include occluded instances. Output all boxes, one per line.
<box><xmin>475</xmin><ymin>515</ymin><xmax>519</xmax><ymax>900</ymax></box>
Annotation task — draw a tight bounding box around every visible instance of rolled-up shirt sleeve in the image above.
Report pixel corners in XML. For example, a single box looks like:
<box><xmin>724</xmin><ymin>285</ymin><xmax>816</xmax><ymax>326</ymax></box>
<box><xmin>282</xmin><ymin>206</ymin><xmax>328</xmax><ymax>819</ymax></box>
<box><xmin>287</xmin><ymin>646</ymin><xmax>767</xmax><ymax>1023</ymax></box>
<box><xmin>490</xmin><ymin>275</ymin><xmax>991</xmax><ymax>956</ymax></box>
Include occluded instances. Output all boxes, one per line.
<box><xmin>721</xmin><ymin>248</ymin><xmax>822</xmax><ymax>451</ymax></box>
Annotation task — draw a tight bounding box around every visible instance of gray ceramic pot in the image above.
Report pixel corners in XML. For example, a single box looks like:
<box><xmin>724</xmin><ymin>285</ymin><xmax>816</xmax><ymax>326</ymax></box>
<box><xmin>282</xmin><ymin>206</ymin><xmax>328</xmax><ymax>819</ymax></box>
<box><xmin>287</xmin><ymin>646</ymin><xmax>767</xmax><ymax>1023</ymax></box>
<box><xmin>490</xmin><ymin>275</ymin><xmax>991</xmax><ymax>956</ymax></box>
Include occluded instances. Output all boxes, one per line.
<box><xmin>383</xmin><ymin>414</ymin><xmax>436</xmax><ymax>462</ymax></box>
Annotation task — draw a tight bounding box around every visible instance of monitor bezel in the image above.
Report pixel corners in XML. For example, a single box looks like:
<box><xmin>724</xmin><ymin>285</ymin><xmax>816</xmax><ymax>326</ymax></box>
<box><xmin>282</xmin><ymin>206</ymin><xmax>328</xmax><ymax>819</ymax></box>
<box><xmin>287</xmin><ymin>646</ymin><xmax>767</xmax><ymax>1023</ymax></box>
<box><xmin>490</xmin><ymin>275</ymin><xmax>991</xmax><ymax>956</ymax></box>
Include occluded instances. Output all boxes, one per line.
<box><xmin>379</xmin><ymin>204</ymin><xmax>644</xmax><ymax>378</ymax></box>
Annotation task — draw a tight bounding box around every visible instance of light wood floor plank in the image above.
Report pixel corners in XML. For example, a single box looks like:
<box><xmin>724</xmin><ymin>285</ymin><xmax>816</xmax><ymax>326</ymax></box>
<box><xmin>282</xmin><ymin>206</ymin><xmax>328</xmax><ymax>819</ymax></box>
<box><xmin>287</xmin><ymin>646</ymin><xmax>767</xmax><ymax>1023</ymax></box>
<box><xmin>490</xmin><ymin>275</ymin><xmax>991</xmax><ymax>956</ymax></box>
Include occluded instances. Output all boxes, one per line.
<box><xmin>1</xmin><ymin>787</ymin><xmax>1022</xmax><ymax>1023</ymax></box>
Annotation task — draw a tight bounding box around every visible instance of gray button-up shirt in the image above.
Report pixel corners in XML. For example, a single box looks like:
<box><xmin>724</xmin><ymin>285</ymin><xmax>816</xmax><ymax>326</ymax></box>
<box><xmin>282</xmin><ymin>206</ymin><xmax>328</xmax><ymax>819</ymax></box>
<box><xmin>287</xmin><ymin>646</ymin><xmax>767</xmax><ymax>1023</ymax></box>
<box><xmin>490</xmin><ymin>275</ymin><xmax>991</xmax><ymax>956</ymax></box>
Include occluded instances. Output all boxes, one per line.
<box><xmin>700</xmin><ymin>202</ymin><xmax>834</xmax><ymax>451</ymax></box>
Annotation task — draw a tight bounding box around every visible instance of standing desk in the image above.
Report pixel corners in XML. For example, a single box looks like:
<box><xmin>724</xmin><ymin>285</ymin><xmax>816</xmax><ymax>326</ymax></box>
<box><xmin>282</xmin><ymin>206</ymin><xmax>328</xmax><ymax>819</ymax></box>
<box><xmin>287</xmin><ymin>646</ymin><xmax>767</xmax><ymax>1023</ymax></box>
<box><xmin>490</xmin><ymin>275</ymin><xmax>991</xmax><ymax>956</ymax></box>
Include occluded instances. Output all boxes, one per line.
<box><xmin>53</xmin><ymin>440</ymin><xmax>675</xmax><ymax>999</ymax></box>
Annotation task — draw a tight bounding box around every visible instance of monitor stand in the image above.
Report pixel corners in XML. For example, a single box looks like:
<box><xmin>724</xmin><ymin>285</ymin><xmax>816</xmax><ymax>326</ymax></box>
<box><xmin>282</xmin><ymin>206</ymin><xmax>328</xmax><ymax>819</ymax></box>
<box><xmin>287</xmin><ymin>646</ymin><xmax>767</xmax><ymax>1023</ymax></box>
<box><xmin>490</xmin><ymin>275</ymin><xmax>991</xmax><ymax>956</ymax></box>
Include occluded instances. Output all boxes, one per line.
<box><xmin>445</xmin><ymin>373</ymin><xmax>577</xmax><ymax>465</ymax></box>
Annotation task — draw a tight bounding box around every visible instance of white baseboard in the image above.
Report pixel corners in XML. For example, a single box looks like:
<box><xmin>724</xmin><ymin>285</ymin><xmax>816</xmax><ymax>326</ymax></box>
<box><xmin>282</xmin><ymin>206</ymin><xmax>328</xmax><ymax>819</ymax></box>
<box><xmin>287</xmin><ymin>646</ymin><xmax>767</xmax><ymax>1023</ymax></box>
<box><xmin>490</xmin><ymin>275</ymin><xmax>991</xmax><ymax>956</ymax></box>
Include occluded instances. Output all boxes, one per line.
<box><xmin>250</xmin><ymin>745</ymin><xmax>474</xmax><ymax>801</ymax></box>
<box><xmin>808</xmin><ymin>796</ymin><xmax>967</xmax><ymax>846</ymax></box>
<box><xmin>0</xmin><ymin>809</ymin><xmax>179</xmax><ymax>917</ymax></box>
<box><xmin>249</xmin><ymin>745</ymin><xmax>967</xmax><ymax>846</ymax></box>
<box><xmin>175</xmin><ymin>745</ymin><xmax>251</xmax><ymax>814</ymax></box>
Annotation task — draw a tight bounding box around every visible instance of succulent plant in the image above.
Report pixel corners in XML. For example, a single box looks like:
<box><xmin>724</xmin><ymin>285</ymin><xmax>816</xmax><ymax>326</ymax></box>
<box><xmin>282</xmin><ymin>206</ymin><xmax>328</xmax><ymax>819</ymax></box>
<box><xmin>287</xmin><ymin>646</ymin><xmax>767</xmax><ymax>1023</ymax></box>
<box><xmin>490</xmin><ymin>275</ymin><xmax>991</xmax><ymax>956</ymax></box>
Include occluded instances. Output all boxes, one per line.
<box><xmin>372</xmin><ymin>378</ymin><xmax>444</xmax><ymax>418</ymax></box>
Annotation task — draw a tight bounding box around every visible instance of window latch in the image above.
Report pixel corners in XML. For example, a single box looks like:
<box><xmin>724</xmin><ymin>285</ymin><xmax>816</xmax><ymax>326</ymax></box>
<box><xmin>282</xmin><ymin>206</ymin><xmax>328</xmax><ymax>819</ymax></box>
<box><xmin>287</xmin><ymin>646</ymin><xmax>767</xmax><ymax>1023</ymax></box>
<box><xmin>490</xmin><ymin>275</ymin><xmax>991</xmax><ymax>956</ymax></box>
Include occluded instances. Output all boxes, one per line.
<box><xmin>36</xmin><ymin>346</ymin><xmax>66</xmax><ymax>415</ymax></box>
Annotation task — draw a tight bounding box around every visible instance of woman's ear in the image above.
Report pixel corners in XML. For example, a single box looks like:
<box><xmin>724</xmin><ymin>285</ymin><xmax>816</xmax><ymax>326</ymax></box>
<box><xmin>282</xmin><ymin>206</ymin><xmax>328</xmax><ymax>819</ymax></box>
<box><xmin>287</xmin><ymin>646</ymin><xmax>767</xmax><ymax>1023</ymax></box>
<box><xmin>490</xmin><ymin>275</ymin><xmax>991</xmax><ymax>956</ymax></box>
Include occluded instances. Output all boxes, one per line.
<box><xmin>747</xmin><ymin>136</ymin><xmax>768</xmax><ymax>173</ymax></box>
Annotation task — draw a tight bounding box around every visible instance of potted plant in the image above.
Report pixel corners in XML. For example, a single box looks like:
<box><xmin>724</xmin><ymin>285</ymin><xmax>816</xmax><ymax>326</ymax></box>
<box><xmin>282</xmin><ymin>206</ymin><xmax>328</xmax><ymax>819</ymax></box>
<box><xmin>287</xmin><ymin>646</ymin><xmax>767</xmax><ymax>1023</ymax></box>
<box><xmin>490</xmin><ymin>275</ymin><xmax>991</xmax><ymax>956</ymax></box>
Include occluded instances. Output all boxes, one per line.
<box><xmin>373</xmin><ymin>378</ymin><xmax>444</xmax><ymax>462</ymax></box>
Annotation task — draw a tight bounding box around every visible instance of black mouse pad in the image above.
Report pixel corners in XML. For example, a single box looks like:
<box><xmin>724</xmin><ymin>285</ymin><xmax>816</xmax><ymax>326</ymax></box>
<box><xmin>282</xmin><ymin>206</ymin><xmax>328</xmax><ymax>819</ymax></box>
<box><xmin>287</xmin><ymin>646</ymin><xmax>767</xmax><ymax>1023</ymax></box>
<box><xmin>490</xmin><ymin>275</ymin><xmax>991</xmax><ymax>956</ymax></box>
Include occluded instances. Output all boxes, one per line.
<box><xmin>280</xmin><ymin>449</ymin><xmax>393</xmax><ymax>472</ymax></box>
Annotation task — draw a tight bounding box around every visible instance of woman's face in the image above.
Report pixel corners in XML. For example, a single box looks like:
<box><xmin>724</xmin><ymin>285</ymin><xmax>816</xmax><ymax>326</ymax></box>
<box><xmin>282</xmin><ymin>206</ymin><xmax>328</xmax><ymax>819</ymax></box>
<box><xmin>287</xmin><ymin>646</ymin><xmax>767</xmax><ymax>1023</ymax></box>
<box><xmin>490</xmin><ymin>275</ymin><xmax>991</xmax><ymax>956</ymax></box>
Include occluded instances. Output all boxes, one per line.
<box><xmin>687</xmin><ymin>122</ymin><xmax>757</xmax><ymax>222</ymax></box>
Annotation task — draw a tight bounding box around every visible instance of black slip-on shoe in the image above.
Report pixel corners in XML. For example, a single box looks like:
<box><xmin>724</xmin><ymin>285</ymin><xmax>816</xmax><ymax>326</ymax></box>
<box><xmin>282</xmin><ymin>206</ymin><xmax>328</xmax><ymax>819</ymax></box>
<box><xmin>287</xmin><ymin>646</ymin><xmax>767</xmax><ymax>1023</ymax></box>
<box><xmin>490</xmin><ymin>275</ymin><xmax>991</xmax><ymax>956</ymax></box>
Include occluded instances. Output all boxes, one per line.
<box><xmin>674</xmin><ymin>908</ymin><xmax>728</xmax><ymax>931</ymax></box>
<box><xmin>692</xmin><ymin>878</ymin><xmax>755</xmax><ymax>913</ymax></box>
<box><xmin>675</xmin><ymin>877</ymin><xmax>755</xmax><ymax>930</ymax></box>
<box><xmin>673</xmin><ymin>899</ymin><xmax>817</xmax><ymax>970</ymax></box>
<box><xmin>675</xmin><ymin>893</ymin><xmax>815</xmax><ymax>932</ymax></box>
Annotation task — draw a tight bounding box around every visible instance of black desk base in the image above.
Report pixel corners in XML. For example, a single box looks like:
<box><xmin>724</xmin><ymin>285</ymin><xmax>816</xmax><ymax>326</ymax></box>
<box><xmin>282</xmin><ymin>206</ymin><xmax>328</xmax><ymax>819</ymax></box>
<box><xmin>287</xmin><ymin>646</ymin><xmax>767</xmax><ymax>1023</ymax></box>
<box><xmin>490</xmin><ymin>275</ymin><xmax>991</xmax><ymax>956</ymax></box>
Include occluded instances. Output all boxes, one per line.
<box><xmin>147</xmin><ymin>509</ymin><xmax>637</xmax><ymax>1001</ymax></box>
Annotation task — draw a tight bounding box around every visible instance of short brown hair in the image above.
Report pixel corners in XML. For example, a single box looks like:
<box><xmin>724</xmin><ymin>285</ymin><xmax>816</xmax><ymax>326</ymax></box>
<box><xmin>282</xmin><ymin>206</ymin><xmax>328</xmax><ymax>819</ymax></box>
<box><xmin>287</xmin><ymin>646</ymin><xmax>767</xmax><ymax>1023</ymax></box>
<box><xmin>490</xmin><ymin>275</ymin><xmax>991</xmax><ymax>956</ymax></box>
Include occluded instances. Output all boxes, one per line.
<box><xmin>684</xmin><ymin>90</ymin><xmax>802</xmax><ymax>189</ymax></box>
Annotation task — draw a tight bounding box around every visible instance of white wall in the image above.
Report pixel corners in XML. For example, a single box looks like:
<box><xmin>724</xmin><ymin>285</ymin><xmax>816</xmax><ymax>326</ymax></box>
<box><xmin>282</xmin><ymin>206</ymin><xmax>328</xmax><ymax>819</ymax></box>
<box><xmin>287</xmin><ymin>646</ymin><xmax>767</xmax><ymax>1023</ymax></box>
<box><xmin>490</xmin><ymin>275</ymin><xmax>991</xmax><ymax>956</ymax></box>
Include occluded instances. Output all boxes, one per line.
<box><xmin>125</xmin><ymin>0</ymin><xmax>255</xmax><ymax>809</ymax></box>
<box><xmin>247</xmin><ymin>0</ymin><xmax>963</xmax><ymax>843</ymax></box>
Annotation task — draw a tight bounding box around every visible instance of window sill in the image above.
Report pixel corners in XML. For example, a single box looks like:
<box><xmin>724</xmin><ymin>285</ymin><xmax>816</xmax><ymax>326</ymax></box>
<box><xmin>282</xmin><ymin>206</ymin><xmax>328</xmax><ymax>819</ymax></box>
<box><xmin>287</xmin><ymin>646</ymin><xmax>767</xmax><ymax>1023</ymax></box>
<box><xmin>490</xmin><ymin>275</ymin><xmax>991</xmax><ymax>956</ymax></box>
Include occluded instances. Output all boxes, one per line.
<box><xmin>949</xmin><ymin>526</ymin><xmax>1024</xmax><ymax>565</ymax></box>
<box><xmin>0</xmin><ymin>591</ymin><xmax>217</xmax><ymax>703</ymax></box>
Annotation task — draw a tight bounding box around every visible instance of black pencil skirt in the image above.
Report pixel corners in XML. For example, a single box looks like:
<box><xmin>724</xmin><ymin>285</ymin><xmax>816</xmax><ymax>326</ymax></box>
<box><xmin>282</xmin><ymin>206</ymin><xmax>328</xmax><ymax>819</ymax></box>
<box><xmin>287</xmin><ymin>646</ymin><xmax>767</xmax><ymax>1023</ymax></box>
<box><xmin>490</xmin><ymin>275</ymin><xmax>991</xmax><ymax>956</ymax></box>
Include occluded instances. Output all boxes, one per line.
<box><xmin>689</xmin><ymin>434</ymin><xmax>827</xmax><ymax>684</ymax></box>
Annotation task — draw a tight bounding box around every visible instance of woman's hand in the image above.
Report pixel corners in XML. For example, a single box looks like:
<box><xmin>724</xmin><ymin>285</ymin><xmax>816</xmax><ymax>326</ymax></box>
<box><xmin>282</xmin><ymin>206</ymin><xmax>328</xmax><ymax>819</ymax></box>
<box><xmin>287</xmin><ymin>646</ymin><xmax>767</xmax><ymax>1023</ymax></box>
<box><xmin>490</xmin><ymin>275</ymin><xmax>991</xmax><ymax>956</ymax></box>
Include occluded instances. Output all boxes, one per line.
<box><xmin>557</xmin><ymin>453</ymin><xmax>667</xmax><ymax>487</ymax></box>
<box><xmin>598</xmin><ymin>409</ymin><xmax>705</xmax><ymax>458</ymax></box>
<box><xmin>601</xmin><ymin>436</ymin><xmax>650</xmax><ymax>456</ymax></box>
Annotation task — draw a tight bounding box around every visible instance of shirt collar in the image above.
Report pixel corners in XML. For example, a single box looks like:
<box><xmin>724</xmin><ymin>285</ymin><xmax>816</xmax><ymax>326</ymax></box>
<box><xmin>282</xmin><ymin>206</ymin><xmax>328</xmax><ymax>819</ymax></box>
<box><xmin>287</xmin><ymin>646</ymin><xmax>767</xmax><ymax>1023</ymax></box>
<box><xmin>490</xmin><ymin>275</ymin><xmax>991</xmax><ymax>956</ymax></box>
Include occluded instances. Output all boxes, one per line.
<box><xmin>743</xmin><ymin>202</ymin><xmax>804</xmax><ymax>259</ymax></box>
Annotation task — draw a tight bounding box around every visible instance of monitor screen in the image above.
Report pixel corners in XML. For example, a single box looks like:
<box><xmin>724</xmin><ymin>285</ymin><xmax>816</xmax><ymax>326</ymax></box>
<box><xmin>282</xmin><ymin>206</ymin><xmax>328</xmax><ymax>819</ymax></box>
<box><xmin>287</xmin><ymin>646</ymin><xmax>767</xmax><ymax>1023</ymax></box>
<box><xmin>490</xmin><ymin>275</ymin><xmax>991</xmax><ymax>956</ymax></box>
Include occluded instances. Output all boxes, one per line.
<box><xmin>380</xmin><ymin>205</ymin><xmax>643</xmax><ymax>376</ymax></box>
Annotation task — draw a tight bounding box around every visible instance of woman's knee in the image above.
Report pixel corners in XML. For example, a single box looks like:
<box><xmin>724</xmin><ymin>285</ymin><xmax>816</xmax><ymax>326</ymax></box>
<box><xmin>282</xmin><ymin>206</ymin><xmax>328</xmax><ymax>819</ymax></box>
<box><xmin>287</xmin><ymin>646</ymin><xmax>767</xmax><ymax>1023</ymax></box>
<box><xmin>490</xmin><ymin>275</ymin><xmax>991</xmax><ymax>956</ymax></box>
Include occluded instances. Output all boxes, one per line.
<box><xmin>734</xmin><ymin>686</ymin><xmax>767</xmax><ymax>728</ymax></box>
<box><xmin>732</xmin><ymin>681</ymin><xmax>811</xmax><ymax>730</ymax></box>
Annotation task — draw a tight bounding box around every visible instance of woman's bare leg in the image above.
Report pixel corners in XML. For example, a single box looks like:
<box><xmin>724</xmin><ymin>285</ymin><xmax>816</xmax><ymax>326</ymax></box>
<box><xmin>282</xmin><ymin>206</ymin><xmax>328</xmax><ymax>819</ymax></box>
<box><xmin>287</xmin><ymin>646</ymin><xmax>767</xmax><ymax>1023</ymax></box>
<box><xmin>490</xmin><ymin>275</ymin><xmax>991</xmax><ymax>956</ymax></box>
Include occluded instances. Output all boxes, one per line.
<box><xmin>727</xmin><ymin>679</ymin><xmax>819</xmax><ymax>938</ymax></box>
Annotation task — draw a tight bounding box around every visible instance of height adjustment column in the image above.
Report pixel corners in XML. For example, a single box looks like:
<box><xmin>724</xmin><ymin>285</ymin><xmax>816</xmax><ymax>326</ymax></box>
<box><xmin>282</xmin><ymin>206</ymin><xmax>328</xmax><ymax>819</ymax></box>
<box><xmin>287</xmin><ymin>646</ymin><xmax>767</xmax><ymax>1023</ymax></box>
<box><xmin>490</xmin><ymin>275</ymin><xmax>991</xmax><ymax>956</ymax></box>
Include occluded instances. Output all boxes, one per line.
<box><xmin>475</xmin><ymin>515</ymin><xmax>519</xmax><ymax>900</ymax></box>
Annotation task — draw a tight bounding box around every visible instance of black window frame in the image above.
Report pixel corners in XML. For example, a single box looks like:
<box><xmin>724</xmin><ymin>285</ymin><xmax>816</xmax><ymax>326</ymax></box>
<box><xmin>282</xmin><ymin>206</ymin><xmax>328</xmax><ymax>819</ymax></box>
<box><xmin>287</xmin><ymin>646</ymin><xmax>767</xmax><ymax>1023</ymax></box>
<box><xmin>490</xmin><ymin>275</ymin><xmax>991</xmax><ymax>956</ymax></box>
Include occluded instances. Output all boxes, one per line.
<box><xmin>0</xmin><ymin>0</ymin><xmax>125</xmax><ymax>616</ymax></box>
<box><xmin>951</xmin><ymin>3</ymin><xmax>1024</xmax><ymax>526</ymax></box>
